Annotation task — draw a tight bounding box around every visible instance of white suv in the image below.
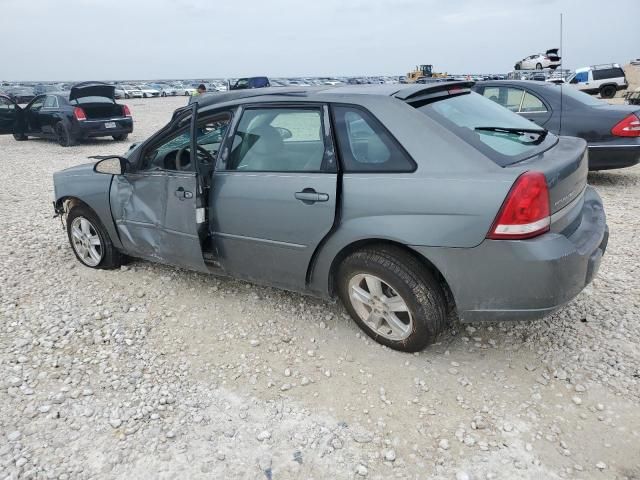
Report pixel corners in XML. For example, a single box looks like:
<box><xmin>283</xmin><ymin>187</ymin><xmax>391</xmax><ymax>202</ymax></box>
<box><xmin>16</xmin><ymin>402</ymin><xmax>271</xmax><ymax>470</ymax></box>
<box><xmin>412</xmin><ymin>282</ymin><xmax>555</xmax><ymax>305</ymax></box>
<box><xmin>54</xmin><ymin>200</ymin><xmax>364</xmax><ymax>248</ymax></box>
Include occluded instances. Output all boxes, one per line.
<box><xmin>566</xmin><ymin>64</ymin><xmax>628</xmax><ymax>99</ymax></box>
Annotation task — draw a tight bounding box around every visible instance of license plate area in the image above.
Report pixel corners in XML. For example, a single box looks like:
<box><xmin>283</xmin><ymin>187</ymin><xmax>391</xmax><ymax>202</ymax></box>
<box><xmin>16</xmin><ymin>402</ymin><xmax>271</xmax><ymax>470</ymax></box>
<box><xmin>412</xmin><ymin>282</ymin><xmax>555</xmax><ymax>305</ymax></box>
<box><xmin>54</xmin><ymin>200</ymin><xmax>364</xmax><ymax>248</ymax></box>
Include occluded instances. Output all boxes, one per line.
<box><xmin>105</xmin><ymin>122</ymin><xmax>117</xmax><ymax>129</ymax></box>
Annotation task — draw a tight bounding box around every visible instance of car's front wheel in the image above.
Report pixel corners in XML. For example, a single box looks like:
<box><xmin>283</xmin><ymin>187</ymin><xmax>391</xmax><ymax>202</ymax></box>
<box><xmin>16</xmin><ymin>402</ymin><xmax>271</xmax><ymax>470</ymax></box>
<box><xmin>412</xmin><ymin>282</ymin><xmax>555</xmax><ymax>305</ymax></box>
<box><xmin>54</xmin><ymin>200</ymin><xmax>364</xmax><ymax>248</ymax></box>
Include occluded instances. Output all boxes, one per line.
<box><xmin>535</xmin><ymin>63</ymin><xmax>543</xmax><ymax>70</ymax></box>
<box><xmin>337</xmin><ymin>246</ymin><xmax>447</xmax><ymax>352</ymax></box>
<box><xmin>66</xmin><ymin>204</ymin><xmax>122</xmax><ymax>269</ymax></box>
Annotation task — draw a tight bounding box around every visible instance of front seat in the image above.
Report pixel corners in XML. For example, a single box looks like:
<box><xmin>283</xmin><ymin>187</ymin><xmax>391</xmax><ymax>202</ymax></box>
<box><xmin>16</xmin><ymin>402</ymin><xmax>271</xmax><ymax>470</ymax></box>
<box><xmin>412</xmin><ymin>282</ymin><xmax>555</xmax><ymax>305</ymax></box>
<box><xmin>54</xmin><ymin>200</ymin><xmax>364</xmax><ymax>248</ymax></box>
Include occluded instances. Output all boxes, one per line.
<box><xmin>237</xmin><ymin>125</ymin><xmax>285</xmax><ymax>171</ymax></box>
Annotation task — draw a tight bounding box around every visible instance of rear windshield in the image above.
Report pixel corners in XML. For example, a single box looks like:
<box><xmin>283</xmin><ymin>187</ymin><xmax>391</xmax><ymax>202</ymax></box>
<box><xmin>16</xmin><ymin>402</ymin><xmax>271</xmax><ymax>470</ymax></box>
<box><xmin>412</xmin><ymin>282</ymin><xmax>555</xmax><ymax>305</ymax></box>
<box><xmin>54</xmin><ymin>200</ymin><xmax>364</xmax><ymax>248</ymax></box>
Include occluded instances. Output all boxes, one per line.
<box><xmin>558</xmin><ymin>84</ymin><xmax>605</xmax><ymax>106</ymax></box>
<box><xmin>70</xmin><ymin>96</ymin><xmax>115</xmax><ymax>104</ymax></box>
<box><xmin>417</xmin><ymin>92</ymin><xmax>557</xmax><ymax>166</ymax></box>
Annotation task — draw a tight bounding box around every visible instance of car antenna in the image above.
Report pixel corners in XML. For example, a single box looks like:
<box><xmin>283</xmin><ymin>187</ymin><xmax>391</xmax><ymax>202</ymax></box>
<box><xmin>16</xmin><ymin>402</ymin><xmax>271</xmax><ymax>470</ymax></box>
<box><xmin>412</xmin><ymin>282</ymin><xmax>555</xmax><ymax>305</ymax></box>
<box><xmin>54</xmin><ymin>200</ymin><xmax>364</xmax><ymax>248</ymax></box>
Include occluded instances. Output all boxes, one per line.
<box><xmin>559</xmin><ymin>12</ymin><xmax>563</xmax><ymax>135</ymax></box>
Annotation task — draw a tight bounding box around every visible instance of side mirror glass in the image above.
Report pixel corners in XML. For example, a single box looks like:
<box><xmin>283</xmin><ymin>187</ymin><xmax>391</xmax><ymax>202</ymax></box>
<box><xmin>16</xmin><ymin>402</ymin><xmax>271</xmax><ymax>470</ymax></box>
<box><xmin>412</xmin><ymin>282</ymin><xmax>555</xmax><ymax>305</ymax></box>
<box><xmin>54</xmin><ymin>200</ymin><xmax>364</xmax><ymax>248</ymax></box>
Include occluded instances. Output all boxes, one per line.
<box><xmin>93</xmin><ymin>156</ymin><xmax>128</xmax><ymax>175</ymax></box>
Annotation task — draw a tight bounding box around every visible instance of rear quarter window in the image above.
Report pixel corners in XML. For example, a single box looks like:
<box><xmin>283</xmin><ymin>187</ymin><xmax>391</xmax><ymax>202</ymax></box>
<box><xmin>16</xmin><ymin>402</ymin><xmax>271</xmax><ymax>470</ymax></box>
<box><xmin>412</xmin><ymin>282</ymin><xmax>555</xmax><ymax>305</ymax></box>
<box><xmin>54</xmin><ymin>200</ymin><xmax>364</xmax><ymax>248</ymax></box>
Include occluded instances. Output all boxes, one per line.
<box><xmin>592</xmin><ymin>68</ymin><xmax>624</xmax><ymax>81</ymax></box>
<box><xmin>332</xmin><ymin>106</ymin><xmax>415</xmax><ymax>173</ymax></box>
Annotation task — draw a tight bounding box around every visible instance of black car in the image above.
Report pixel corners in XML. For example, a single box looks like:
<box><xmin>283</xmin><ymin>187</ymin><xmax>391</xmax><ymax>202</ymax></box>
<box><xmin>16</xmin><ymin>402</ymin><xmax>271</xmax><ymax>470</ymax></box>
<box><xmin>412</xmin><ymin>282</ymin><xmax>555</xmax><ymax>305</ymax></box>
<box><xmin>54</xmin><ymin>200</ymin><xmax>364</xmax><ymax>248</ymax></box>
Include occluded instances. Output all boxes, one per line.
<box><xmin>474</xmin><ymin>80</ymin><xmax>640</xmax><ymax>170</ymax></box>
<box><xmin>228</xmin><ymin>77</ymin><xmax>270</xmax><ymax>90</ymax></box>
<box><xmin>0</xmin><ymin>82</ymin><xmax>133</xmax><ymax>147</ymax></box>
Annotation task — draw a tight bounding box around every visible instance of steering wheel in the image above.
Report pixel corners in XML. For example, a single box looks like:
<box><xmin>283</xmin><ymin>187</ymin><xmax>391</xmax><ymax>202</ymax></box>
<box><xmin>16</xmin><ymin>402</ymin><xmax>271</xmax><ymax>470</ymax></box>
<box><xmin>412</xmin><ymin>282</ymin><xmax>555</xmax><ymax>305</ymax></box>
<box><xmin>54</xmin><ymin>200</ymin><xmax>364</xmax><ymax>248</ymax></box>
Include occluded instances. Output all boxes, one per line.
<box><xmin>175</xmin><ymin>145</ymin><xmax>215</xmax><ymax>170</ymax></box>
<box><xmin>196</xmin><ymin>144</ymin><xmax>215</xmax><ymax>164</ymax></box>
<box><xmin>175</xmin><ymin>146</ymin><xmax>190</xmax><ymax>170</ymax></box>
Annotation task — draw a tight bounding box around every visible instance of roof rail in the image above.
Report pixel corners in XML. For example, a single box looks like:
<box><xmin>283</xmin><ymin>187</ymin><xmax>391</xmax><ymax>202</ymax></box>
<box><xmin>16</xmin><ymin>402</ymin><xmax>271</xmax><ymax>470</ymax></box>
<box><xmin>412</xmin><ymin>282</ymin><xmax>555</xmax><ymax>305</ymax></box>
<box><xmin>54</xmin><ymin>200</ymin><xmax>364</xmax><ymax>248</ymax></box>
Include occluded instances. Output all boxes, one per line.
<box><xmin>590</xmin><ymin>63</ymin><xmax>620</xmax><ymax>70</ymax></box>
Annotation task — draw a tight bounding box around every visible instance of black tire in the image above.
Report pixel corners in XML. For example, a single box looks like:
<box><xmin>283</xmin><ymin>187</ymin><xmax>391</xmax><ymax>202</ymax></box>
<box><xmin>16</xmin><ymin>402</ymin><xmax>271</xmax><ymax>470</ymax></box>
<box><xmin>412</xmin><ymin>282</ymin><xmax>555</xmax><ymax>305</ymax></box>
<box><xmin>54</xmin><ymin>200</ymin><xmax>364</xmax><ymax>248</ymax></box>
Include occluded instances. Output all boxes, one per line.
<box><xmin>55</xmin><ymin>121</ymin><xmax>77</xmax><ymax>147</ymax></box>
<box><xmin>112</xmin><ymin>133</ymin><xmax>129</xmax><ymax>141</ymax></box>
<box><xmin>600</xmin><ymin>85</ymin><xmax>616</xmax><ymax>99</ymax></box>
<box><xmin>161</xmin><ymin>92</ymin><xmax>167</xmax><ymax>97</ymax></box>
<box><xmin>535</xmin><ymin>63</ymin><xmax>543</xmax><ymax>70</ymax></box>
<box><xmin>125</xmin><ymin>94</ymin><xmax>130</xmax><ymax>99</ymax></box>
<box><xmin>13</xmin><ymin>132</ymin><xmax>27</xmax><ymax>141</ymax></box>
<box><xmin>336</xmin><ymin>246</ymin><xmax>447</xmax><ymax>352</ymax></box>
<box><xmin>66</xmin><ymin>204</ymin><xmax>122</xmax><ymax>269</ymax></box>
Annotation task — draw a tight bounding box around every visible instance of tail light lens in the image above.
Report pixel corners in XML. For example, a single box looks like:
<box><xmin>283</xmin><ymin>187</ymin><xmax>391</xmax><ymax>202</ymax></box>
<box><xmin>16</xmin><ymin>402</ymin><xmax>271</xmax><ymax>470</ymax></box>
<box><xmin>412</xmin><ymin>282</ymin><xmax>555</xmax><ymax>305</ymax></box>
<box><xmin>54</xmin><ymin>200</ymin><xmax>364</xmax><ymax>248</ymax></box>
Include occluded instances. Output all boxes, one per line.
<box><xmin>122</xmin><ymin>104</ymin><xmax>132</xmax><ymax>117</ymax></box>
<box><xmin>611</xmin><ymin>114</ymin><xmax>640</xmax><ymax>137</ymax></box>
<box><xmin>73</xmin><ymin>107</ymin><xmax>86</xmax><ymax>121</ymax></box>
<box><xmin>487</xmin><ymin>171</ymin><xmax>550</xmax><ymax>240</ymax></box>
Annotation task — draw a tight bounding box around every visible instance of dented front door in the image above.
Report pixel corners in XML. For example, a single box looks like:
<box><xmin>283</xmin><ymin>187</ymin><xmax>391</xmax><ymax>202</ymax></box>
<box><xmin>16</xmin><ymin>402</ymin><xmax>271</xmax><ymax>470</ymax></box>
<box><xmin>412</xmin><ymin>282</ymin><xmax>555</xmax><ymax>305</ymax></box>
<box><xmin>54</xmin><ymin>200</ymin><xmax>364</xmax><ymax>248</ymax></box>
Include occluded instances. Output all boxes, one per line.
<box><xmin>110</xmin><ymin>169</ymin><xmax>208</xmax><ymax>272</ymax></box>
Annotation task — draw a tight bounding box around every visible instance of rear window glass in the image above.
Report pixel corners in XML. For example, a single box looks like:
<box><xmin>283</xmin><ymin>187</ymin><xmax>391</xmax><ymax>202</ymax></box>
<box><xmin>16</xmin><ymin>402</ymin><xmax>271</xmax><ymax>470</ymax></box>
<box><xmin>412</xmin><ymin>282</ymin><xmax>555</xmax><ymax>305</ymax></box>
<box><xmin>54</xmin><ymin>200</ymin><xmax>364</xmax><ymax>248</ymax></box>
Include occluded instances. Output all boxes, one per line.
<box><xmin>332</xmin><ymin>106</ymin><xmax>415</xmax><ymax>172</ymax></box>
<box><xmin>592</xmin><ymin>68</ymin><xmax>624</xmax><ymax>81</ymax></box>
<box><xmin>417</xmin><ymin>92</ymin><xmax>557</xmax><ymax>167</ymax></box>
<box><xmin>70</xmin><ymin>96</ymin><xmax>114</xmax><ymax>104</ymax></box>
<box><xmin>559</xmin><ymin>84</ymin><xmax>605</xmax><ymax>106</ymax></box>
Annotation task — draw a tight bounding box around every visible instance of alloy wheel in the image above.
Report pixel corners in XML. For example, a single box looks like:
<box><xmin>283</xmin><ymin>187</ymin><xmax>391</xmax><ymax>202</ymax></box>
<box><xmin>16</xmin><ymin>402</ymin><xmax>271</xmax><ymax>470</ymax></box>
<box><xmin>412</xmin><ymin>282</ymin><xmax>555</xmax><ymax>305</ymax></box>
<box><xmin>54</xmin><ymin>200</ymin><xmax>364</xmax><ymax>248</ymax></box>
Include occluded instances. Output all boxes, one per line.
<box><xmin>70</xmin><ymin>217</ymin><xmax>103</xmax><ymax>267</ymax></box>
<box><xmin>348</xmin><ymin>274</ymin><xmax>413</xmax><ymax>341</ymax></box>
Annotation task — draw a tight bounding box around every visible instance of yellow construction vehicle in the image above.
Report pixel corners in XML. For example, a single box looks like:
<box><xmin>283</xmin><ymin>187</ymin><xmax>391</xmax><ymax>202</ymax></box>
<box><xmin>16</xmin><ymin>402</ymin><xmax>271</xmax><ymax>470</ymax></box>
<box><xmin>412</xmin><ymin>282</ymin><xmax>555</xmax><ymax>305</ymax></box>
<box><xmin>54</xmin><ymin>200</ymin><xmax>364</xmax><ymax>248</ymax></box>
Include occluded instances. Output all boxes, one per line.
<box><xmin>405</xmin><ymin>65</ymin><xmax>448</xmax><ymax>83</ymax></box>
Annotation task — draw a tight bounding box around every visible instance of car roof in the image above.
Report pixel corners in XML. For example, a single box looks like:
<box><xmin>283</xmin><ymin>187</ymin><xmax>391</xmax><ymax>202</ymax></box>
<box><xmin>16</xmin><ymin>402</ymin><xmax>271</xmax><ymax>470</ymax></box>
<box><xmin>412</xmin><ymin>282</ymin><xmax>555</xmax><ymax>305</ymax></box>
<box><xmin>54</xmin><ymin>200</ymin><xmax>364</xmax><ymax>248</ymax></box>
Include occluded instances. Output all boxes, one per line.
<box><xmin>192</xmin><ymin>82</ymin><xmax>475</xmax><ymax>110</ymax></box>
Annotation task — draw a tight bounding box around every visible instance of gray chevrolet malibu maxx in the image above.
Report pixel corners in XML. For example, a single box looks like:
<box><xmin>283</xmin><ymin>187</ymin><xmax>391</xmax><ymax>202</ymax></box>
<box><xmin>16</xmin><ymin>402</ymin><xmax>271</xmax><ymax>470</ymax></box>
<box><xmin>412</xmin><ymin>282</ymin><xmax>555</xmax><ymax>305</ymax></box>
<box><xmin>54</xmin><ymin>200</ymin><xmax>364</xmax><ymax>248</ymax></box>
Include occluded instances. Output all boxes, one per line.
<box><xmin>48</xmin><ymin>82</ymin><xmax>608</xmax><ymax>352</ymax></box>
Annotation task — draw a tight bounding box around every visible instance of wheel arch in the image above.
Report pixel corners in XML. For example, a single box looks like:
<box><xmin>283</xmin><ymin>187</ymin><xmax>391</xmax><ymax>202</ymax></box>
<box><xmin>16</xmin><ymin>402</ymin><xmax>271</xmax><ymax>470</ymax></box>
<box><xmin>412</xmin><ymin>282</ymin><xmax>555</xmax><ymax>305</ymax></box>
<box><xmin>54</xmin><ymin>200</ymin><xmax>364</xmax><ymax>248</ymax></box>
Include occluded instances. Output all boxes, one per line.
<box><xmin>324</xmin><ymin>238</ymin><xmax>456</xmax><ymax>312</ymax></box>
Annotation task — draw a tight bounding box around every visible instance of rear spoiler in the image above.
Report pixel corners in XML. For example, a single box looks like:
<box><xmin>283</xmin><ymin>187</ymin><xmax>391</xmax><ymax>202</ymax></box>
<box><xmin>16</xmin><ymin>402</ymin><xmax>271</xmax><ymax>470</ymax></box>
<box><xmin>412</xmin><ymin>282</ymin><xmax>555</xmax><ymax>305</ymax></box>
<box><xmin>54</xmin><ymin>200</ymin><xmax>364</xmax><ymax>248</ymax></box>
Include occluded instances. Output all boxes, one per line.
<box><xmin>395</xmin><ymin>81</ymin><xmax>475</xmax><ymax>106</ymax></box>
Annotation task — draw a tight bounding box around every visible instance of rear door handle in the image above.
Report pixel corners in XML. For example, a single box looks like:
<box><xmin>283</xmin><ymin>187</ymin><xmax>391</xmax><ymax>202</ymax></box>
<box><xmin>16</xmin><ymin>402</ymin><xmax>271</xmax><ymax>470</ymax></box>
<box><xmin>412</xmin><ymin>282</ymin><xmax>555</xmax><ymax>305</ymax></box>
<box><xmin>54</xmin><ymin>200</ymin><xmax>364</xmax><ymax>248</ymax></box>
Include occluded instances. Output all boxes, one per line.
<box><xmin>175</xmin><ymin>187</ymin><xmax>193</xmax><ymax>200</ymax></box>
<box><xmin>295</xmin><ymin>189</ymin><xmax>329</xmax><ymax>204</ymax></box>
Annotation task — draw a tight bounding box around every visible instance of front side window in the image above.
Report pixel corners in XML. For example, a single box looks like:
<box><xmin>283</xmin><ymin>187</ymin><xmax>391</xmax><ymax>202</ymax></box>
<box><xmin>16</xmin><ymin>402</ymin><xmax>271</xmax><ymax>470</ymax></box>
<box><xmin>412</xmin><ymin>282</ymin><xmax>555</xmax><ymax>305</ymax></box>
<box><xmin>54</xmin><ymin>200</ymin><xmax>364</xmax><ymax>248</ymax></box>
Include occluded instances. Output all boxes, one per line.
<box><xmin>29</xmin><ymin>96</ymin><xmax>45</xmax><ymax>111</ymax></box>
<box><xmin>0</xmin><ymin>97</ymin><xmax>14</xmax><ymax>110</ymax></box>
<box><xmin>143</xmin><ymin>114</ymin><xmax>230</xmax><ymax>171</ymax></box>
<box><xmin>332</xmin><ymin>106</ymin><xmax>415</xmax><ymax>172</ymax></box>
<box><xmin>227</xmin><ymin>108</ymin><xmax>325</xmax><ymax>172</ymax></box>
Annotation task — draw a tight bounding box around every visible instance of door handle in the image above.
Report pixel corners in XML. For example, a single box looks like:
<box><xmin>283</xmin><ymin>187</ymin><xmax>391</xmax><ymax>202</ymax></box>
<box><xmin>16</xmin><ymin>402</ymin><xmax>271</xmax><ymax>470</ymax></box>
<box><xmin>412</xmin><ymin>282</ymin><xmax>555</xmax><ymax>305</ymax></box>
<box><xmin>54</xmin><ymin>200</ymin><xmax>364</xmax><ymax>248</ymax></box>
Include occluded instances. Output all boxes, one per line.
<box><xmin>295</xmin><ymin>189</ymin><xmax>329</xmax><ymax>204</ymax></box>
<box><xmin>175</xmin><ymin>187</ymin><xmax>193</xmax><ymax>200</ymax></box>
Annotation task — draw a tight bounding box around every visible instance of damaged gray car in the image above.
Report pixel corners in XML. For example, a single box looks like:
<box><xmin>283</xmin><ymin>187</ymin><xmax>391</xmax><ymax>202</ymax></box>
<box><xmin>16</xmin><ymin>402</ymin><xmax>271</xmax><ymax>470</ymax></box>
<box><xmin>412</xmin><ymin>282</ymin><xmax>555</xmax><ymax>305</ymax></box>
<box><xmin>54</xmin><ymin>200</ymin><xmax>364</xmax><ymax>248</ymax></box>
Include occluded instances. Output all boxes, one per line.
<box><xmin>49</xmin><ymin>83</ymin><xmax>608</xmax><ymax>352</ymax></box>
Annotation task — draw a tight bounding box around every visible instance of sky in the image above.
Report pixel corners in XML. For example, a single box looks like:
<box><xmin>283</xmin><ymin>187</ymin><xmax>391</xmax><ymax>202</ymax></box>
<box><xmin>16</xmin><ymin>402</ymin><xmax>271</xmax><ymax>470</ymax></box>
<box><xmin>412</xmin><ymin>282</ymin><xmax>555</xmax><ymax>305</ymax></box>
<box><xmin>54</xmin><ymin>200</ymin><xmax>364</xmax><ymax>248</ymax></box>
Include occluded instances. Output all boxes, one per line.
<box><xmin>0</xmin><ymin>0</ymin><xmax>638</xmax><ymax>81</ymax></box>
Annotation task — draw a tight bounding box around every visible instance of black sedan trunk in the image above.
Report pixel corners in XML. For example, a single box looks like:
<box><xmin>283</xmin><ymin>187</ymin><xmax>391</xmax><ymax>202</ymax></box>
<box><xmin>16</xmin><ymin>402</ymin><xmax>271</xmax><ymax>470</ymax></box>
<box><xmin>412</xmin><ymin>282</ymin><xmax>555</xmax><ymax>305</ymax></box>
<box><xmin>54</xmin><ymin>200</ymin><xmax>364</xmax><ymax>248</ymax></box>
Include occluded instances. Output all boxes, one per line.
<box><xmin>79</xmin><ymin>102</ymin><xmax>125</xmax><ymax>119</ymax></box>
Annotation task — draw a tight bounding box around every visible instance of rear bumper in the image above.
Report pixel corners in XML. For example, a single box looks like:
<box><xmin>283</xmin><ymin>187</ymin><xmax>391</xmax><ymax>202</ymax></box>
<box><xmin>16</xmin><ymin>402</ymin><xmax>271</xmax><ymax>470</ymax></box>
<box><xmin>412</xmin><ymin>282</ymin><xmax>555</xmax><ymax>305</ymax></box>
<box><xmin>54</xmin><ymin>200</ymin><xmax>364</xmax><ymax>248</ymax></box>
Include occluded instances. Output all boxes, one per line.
<box><xmin>588</xmin><ymin>144</ymin><xmax>640</xmax><ymax>170</ymax></box>
<box><xmin>72</xmin><ymin>118</ymin><xmax>133</xmax><ymax>139</ymax></box>
<box><xmin>411</xmin><ymin>186</ymin><xmax>608</xmax><ymax>323</ymax></box>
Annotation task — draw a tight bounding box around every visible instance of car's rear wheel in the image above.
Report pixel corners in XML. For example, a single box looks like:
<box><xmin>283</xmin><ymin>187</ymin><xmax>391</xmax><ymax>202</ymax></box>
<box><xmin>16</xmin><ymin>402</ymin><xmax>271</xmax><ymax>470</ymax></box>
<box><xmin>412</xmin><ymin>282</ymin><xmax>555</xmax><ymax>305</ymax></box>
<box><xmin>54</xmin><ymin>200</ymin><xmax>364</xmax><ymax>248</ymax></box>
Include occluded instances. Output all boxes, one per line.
<box><xmin>13</xmin><ymin>132</ymin><xmax>27</xmax><ymax>141</ymax></box>
<box><xmin>55</xmin><ymin>122</ymin><xmax>77</xmax><ymax>147</ymax></box>
<box><xmin>600</xmin><ymin>85</ymin><xmax>616</xmax><ymax>99</ymax></box>
<box><xmin>66</xmin><ymin>204</ymin><xmax>121</xmax><ymax>269</ymax></box>
<box><xmin>125</xmin><ymin>94</ymin><xmax>130</xmax><ymax>99</ymax></box>
<box><xmin>337</xmin><ymin>246</ymin><xmax>447</xmax><ymax>352</ymax></box>
<box><xmin>535</xmin><ymin>63</ymin><xmax>543</xmax><ymax>70</ymax></box>
<box><xmin>112</xmin><ymin>133</ymin><xmax>129</xmax><ymax>141</ymax></box>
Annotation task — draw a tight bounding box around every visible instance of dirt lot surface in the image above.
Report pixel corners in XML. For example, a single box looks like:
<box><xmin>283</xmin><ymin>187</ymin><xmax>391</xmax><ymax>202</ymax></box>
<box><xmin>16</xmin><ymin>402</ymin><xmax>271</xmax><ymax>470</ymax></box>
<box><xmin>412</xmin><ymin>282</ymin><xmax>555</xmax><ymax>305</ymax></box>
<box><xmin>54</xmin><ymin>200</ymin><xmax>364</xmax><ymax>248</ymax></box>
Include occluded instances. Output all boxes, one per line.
<box><xmin>1</xmin><ymin>96</ymin><xmax>639</xmax><ymax>480</ymax></box>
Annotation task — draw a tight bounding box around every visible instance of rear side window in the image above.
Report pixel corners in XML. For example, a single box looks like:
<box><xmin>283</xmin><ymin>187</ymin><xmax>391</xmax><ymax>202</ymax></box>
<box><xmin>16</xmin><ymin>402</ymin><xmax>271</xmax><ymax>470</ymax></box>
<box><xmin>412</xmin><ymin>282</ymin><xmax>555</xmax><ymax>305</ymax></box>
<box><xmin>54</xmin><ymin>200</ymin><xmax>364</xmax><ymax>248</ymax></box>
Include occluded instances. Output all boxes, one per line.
<box><xmin>44</xmin><ymin>96</ymin><xmax>58</xmax><ymax>108</ymax></box>
<box><xmin>592</xmin><ymin>68</ymin><xmax>624</xmax><ymax>81</ymax></box>
<box><xmin>332</xmin><ymin>106</ymin><xmax>415</xmax><ymax>172</ymax></box>
<box><xmin>417</xmin><ymin>92</ymin><xmax>557</xmax><ymax>167</ymax></box>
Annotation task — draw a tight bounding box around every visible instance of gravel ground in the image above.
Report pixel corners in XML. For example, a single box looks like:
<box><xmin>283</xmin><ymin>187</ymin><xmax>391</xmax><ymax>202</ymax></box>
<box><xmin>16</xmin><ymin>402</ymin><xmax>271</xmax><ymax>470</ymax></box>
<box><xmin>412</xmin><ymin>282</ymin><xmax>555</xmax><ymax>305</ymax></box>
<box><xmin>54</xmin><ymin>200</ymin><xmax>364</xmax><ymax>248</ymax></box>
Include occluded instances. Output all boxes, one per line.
<box><xmin>1</xmin><ymin>96</ymin><xmax>639</xmax><ymax>480</ymax></box>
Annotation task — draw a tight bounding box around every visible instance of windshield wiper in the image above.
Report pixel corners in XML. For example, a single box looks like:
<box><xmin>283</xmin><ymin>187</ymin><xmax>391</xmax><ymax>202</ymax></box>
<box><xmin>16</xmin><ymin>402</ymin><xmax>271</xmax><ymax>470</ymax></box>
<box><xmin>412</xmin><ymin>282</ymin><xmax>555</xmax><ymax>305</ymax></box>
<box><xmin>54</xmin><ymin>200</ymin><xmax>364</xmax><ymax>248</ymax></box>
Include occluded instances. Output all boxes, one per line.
<box><xmin>475</xmin><ymin>126</ymin><xmax>548</xmax><ymax>140</ymax></box>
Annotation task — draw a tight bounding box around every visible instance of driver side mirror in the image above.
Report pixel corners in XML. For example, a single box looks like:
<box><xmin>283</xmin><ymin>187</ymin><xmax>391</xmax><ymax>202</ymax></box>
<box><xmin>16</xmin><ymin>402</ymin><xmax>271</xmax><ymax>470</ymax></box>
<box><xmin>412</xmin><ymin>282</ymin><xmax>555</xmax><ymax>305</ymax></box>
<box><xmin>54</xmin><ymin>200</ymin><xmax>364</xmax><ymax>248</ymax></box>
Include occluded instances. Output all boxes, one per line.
<box><xmin>92</xmin><ymin>156</ymin><xmax>129</xmax><ymax>175</ymax></box>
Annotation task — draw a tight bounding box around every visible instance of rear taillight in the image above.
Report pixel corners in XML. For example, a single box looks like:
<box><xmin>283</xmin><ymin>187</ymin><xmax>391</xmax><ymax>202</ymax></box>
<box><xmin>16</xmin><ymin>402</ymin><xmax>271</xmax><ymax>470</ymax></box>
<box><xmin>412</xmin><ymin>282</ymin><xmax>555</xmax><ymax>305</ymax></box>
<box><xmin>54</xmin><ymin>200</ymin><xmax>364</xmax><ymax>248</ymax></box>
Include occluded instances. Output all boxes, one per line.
<box><xmin>611</xmin><ymin>114</ymin><xmax>640</xmax><ymax>137</ymax></box>
<box><xmin>73</xmin><ymin>107</ymin><xmax>86</xmax><ymax>121</ymax></box>
<box><xmin>122</xmin><ymin>104</ymin><xmax>131</xmax><ymax>117</ymax></box>
<box><xmin>487</xmin><ymin>171</ymin><xmax>550</xmax><ymax>240</ymax></box>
